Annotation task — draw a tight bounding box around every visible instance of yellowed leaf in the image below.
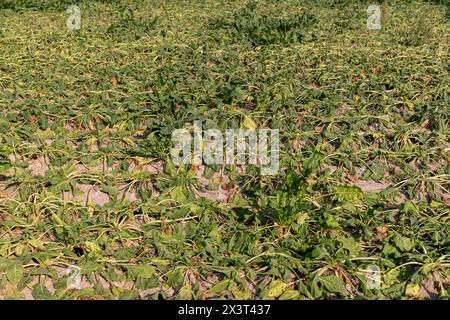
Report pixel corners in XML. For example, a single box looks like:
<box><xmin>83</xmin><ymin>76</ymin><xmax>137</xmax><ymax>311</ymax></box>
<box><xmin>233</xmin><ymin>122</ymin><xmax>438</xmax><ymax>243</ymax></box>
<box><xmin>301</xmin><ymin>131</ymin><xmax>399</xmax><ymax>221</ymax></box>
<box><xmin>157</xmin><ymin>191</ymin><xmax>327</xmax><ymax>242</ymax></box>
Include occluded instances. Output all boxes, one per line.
<box><xmin>405</xmin><ymin>283</ymin><xmax>421</xmax><ymax>298</ymax></box>
<box><xmin>243</xmin><ymin>115</ymin><xmax>257</xmax><ymax>130</ymax></box>
<box><xmin>266</xmin><ymin>280</ymin><xmax>288</xmax><ymax>299</ymax></box>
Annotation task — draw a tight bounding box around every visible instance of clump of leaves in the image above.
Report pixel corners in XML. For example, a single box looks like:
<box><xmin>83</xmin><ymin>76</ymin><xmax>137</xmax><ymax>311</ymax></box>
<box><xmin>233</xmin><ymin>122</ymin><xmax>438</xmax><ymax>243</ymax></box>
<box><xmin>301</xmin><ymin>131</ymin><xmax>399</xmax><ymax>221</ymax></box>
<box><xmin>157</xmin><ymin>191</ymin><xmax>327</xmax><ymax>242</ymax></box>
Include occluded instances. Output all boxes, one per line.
<box><xmin>398</xmin><ymin>14</ymin><xmax>433</xmax><ymax>46</ymax></box>
<box><xmin>106</xmin><ymin>3</ymin><xmax>159</xmax><ymax>40</ymax></box>
<box><xmin>206</xmin><ymin>1</ymin><xmax>316</xmax><ymax>45</ymax></box>
<box><xmin>252</xmin><ymin>153</ymin><xmax>324</xmax><ymax>225</ymax></box>
<box><xmin>0</xmin><ymin>0</ymin><xmax>72</xmax><ymax>10</ymax></box>
<box><xmin>0</xmin><ymin>0</ymin><xmax>123</xmax><ymax>10</ymax></box>
<box><xmin>332</xmin><ymin>6</ymin><xmax>362</xmax><ymax>32</ymax></box>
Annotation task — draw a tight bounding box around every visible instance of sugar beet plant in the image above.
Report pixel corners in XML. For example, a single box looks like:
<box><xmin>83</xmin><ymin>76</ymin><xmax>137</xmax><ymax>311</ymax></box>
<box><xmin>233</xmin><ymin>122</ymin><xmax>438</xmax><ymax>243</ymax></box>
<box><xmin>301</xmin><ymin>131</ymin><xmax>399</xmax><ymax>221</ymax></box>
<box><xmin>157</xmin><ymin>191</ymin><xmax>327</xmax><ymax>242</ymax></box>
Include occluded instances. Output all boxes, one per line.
<box><xmin>0</xmin><ymin>0</ymin><xmax>449</xmax><ymax>300</ymax></box>
<box><xmin>205</xmin><ymin>1</ymin><xmax>317</xmax><ymax>45</ymax></box>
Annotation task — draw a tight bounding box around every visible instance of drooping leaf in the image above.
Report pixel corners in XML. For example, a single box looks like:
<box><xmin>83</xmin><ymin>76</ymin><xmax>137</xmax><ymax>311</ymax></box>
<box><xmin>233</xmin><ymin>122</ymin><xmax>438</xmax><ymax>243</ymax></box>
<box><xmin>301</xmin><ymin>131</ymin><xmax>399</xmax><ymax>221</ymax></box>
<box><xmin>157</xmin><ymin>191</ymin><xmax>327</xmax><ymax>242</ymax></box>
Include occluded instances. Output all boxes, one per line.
<box><xmin>320</xmin><ymin>275</ymin><xmax>348</xmax><ymax>296</ymax></box>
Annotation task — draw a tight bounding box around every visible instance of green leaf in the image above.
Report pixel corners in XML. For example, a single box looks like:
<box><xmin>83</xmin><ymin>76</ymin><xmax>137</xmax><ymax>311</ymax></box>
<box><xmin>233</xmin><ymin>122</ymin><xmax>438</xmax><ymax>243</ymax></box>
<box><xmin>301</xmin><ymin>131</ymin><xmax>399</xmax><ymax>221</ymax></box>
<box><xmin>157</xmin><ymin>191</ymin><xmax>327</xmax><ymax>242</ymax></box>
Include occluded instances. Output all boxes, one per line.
<box><xmin>320</xmin><ymin>275</ymin><xmax>348</xmax><ymax>296</ymax></box>
<box><xmin>382</xmin><ymin>243</ymin><xmax>402</xmax><ymax>258</ymax></box>
<box><xmin>177</xmin><ymin>285</ymin><xmax>194</xmax><ymax>299</ymax></box>
<box><xmin>403</xmin><ymin>201</ymin><xmax>419</xmax><ymax>214</ymax></box>
<box><xmin>32</xmin><ymin>282</ymin><xmax>52</xmax><ymax>300</ymax></box>
<box><xmin>336</xmin><ymin>186</ymin><xmax>363</xmax><ymax>202</ymax></box>
<box><xmin>6</xmin><ymin>262</ymin><xmax>24</xmax><ymax>284</ymax></box>
<box><xmin>394</xmin><ymin>236</ymin><xmax>415</xmax><ymax>252</ymax></box>
<box><xmin>127</xmin><ymin>264</ymin><xmax>155</xmax><ymax>279</ymax></box>
<box><xmin>166</xmin><ymin>268</ymin><xmax>184</xmax><ymax>288</ymax></box>
<box><xmin>279</xmin><ymin>290</ymin><xmax>299</xmax><ymax>300</ymax></box>
<box><xmin>136</xmin><ymin>276</ymin><xmax>159</xmax><ymax>289</ymax></box>
<box><xmin>302</xmin><ymin>152</ymin><xmax>323</xmax><ymax>176</ymax></box>
<box><xmin>207</xmin><ymin>279</ymin><xmax>235</xmax><ymax>294</ymax></box>
<box><xmin>383</xmin><ymin>269</ymin><xmax>401</xmax><ymax>287</ymax></box>
<box><xmin>170</xmin><ymin>186</ymin><xmax>188</xmax><ymax>203</ymax></box>
<box><xmin>338</xmin><ymin>236</ymin><xmax>361</xmax><ymax>257</ymax></box>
